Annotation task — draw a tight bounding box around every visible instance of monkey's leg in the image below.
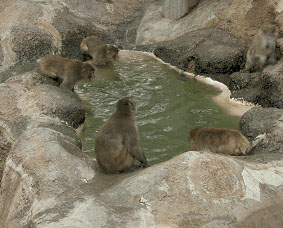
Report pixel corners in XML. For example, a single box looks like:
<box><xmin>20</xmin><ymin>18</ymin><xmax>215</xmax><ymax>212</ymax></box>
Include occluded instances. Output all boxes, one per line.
<box><xmin>217</xmin><ymin>145</ymin><xmax>232</xmax><ymax>155</ymax></box>
<box><xmin>60</xmin><ymin>76</ymin><xmax>76</xmax><ymax>90</ymax></box>
<box><xmin>267</xmin><ymin>52</ymin><xmax>276</xmax><ymax>65</ymax></box>
<box><xmin>258</xmin><ymin>55</ymin><xmax>267</xmax><ymax>69</ymax></box>
<box><xmin>244</xmin><ymin>55</ymin><xmax>255</xmax><ymax>72</ymax></box>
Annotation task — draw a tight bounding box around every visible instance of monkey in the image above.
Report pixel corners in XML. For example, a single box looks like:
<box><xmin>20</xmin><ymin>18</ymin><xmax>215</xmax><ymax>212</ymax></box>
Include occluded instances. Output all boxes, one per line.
<box><xmin>189</xmin><ymin>127</ymin><xmax>251</xmax><ymax>156</ymax></box>
<box><xmin>80</xmin><ymin>36</ymin><xmax>119</xmax><ymax>66</ymax></box>
<box><xmin>245</xmin><ymin>23</ymin><xmax>277</xmax><ymax>72</ymax></box>
<box><xmin>80</xmin><ymin>36</ymin><xmax>104</xmax><ymax>60</ymax></box>
<box><xmin>95</xmin><ymin>97</ymin><xmax>148</xmax><ymax>173</ymax></box>
<box><xmin>37</xmin><ymin>55</ymin><xmax>95</xmax><ymax>90</ymax></box>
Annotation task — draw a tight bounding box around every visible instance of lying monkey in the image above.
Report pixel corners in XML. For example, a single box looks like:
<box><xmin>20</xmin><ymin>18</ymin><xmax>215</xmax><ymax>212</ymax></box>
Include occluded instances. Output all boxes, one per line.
<box><xmin>189</xmin><ymin>127</ymin><xmax>251</xmax><ymax>155</ymax></box>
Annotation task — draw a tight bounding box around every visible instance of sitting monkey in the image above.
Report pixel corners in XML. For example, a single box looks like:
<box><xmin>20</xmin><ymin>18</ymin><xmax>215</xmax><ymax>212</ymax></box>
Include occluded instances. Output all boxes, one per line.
<box><xmin>189</xmin><ymin>127</ymin><xmax>251</xmax><ymax>156</ymax></box>
<box><xmin>95</xmin><ymin>97</ymin><xmax>148</xmax><ymax>173</ymax></box>
<box><xmin>80</xmin><ymin>36</ymin><xmax>119</xmax><ymax>66</ymax></box>
<box><xmin>245</xmin><ymin>23</ymin><xmax>277</xmax><ymax>72</ymax></box>
<box><xmin>37</xmin><ymin>55</ymin><xmax>95</xmax><ymax>90</ymax></box>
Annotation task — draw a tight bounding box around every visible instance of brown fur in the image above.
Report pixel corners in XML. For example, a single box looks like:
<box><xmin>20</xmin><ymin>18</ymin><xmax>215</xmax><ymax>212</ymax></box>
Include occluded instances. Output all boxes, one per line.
<box><xmin>80</xmin><ymin>36</ymin><xmax>119</xmax><ymax>66</ymax></box>
<box><xmin>245</xmin><ymin>23</ymin><xmax>277</xmax><ymax>72</ymax></box>
<box><xmin>95</xmin><ymin>97</ymin><xmax>148</xmax><ymax>173</ymax></box>
<box><xmin>37</xmin><ymin>55</ymin><xmax>95</xmax><ymax>90</ymax></box>
<box><xmin>189</xmin><ymin>127</ymin><xmax>251</xmax><ymax>156</ymax></box>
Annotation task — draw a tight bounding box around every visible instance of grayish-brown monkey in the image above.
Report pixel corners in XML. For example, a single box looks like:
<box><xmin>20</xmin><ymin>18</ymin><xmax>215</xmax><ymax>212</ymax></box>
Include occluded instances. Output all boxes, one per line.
<box><xmin>80</xmin><ymin>36</ymin><xmax>119</xmax><ymax>66</ymax></box>
<box><xmin>189</xmin><ymin>127</ymin><xmax>251</xmax><ymax>156</ymax></box>
<box><xmin>95</xmin><ymin>97</ymin><xmax>148</xmax><ymax>173</ymax></box>
<box><xmin>37</xmin><ymin>55</ymin><xmax>95</xmax><ymax>90</ymax></box>
<box><xmin>245</xmin><ymin>23</ymin><xmax>277</xmax><ymax>72</ymax></box>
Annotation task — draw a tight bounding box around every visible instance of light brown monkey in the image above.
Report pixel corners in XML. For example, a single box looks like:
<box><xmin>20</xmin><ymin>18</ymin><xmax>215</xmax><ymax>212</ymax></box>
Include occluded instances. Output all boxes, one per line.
<box><xmin>37</xmin><ymin>55</ymin><xmax>95</xmax><ymax>90</ymax></box>
<box><xmin>95</xmin><ymin>97</ymin><xmax>148</xmax><ymax>173</ymax></box>
<box><xmin>80</xmin><ymin>36</ymin><xmax>119</xmax><ymax>66</ymax></box>
<box><xmin>189</xmin><ymin>127</ymin><xmax>251</xmax><ymax>156</ymax></box>
<box><xmin>245</xmin><ymin>23</ymin><xmax>277</xmax><ymax>72</ymax></box>
<box><xmin>80</xmin><ymin>36</ymin><xmax>104</xmax><ymax>56</ymax></box>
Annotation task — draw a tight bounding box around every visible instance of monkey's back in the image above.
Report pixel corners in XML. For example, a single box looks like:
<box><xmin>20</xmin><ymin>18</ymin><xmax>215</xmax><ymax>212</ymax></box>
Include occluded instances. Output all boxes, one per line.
<box><xmin>95</xmin><ymin>116</ymin><xmax>135</xmax><ymax>173</ymax></box>
<box><xmin>38</xmin><ymin>55</ymin><xmax>82</xmax><ymax>78</ymax></box>
<box><xmin>190</xmin><ymin>128</ymin><xmax>251</xmax><ymax>155</ymax></box>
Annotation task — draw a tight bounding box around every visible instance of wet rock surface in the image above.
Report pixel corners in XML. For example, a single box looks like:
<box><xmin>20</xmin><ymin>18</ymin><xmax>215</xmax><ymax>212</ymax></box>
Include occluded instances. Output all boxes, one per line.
<box><xmin>0</xmin><ymin>0</ymin><xmax>283</xmax><ymax>227</ymax></box>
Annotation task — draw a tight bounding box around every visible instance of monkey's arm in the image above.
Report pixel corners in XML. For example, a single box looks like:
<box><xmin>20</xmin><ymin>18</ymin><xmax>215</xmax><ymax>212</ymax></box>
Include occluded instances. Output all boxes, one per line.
<box><xmin>126</xmin><ymin>133</ymin><xmax>148</xmax><ymax>167</ymax></box>
<box><xmin>60</xmin><ymin>74</ymin><xmax>77</xmax><ymax>90</ymax></box>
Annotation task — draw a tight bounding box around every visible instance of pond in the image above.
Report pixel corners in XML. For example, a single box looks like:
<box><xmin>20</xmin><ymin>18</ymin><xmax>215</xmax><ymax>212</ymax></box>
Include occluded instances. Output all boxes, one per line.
<box><xmin>75</xmin><ymin>51</ymin><xmax>240</xmax><ymax>165</ymax></box>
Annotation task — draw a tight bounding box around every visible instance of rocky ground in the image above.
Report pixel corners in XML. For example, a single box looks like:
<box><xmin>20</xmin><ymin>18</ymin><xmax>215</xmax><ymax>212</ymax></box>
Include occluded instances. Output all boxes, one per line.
<box><xmin>0</xmin><ymin>0</ymin><xmax>283</xmax><ymax>227</ymax></box>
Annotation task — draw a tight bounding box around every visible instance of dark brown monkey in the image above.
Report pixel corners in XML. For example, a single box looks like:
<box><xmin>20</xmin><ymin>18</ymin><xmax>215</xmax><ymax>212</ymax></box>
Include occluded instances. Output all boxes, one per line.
<box><xmin>245</xmin><ymin>23</ymin><xmax>277</xmax><ymax>72</ymax></box>
<box><xmin>95</xmin><ymin>97</ymin><xmax>148</xmax><ymax>173</ymax></box>
<box><xmin>37</xmin><ymin>55</ymin><xmax>95</xmax><ymax>90</ymax></box>
<box><xmin>80</xmin><ymin>36</ymin><xmax>119</xmax><ymax>66</ymax></box>
<box><xmin>189</xmin><ymin>127</ymin><xmax>251</xmax><ymax>156</ymax></box>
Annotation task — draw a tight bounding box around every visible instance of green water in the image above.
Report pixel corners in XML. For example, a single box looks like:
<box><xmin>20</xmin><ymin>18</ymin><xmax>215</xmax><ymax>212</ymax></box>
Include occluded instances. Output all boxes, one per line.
<box><xmin>75</xmin><ymin>52</ymin><xmax>240</xmax><ymax>165</ymax></box>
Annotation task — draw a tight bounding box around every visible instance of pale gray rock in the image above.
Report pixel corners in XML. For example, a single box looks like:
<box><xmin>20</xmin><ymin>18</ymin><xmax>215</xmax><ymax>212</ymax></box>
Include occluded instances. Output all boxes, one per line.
<box><xmin>136</xmin><ymin>0</ymin><xmax>280</xmax><ymax>45</ymax></box>
<box><xmin>162</xmin><ymin>0</ymin><xmax>200</xmax><ymax>20</ymax></box>
<box><xmin>136</xmin><ymin>1</ymin><xmax>232</xmax><ymax>45</ymax></box>
<box><xmin>0</xmin><ymin>126</ymin><xmax>95</xmax><ymax>228</ymax></box>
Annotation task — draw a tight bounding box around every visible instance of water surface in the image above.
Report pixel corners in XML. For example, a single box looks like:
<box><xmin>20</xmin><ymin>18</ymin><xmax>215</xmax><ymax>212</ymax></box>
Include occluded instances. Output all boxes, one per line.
<box><xmin>76</xmin><ymin>52</ymin><xmax>240</xmax><ymax>165</ymax></box>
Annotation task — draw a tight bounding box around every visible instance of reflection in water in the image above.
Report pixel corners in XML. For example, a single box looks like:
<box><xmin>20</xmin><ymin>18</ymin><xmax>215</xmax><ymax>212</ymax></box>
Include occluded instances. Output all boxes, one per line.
<box><xmin>76</xmin><ymin>52</ymin><xmax>240</xmax><ymax>165</ymax></box>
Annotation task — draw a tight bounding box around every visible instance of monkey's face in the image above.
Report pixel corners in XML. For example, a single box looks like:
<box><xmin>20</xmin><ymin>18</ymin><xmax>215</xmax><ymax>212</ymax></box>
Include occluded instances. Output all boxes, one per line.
<box><xmin>106</xmin><ymin>45</ymin><xmax>119</xmax><ymax>60</ymax></box>
<box><xmin>262</xmin><ymin>24</ymin><xmax>276</xmax><ymax>34</ymax></box>
<box><xmin>116</xmin><ymin>97</ymin><xmax>136</xmax><ymax>115</ymax></box>
<box><xmin>90</xmin><ymin>45</ymin><xmax>111</xmax><ymax>66</ymax></box>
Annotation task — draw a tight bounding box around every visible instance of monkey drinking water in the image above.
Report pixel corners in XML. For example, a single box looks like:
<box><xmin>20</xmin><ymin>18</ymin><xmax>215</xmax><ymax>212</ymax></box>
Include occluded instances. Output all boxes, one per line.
<box><xmin>37</xmin><ymin>55</ymin><xmax>95</xmax><ymax>90</ymax></box>
<box><xmin>80</xmin><ymin>36</ymin><xmax>119</xmax><ymax>66</ymax></box>
<box><xmin>189</xmin><ymin>127</ymin><xmax>251</xmax><ymax>156</ymax></box>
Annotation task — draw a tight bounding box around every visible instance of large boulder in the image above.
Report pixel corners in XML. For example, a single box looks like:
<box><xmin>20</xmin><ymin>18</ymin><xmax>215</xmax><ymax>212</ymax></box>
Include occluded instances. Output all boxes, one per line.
<box><xmin>0</xmin><ymin>70</ymin><xmax>86</xmax><ymax>184</ymax></box>
<box><xmin>240</xmin><ymin>107</ymin><xmax>283</xmax><ymax>159</ymax></box>
<box><xmin>0</xmin><ymin>0</ymin><xmax>149</xmax><ymax>74</ymax></box>
<box><xmin>228</xmin><ymin>58</ymin><xmax>283</xmax><ymax>108</ymax></box>
<box><xmin>1</xmin><ymin>79</ymin><xmax>85</xmax><ymax>129</ymax></box>
<box><xmin>257</xmin><ymin>59</ymin><xmax>283</xmax><ymax>108</ymax></box>
<box><xmin>3</xmin><ymin>145</ymin><xmax>283</xmax><ymax>227</ymax></box>
<box><xmin>229</xmin><ymin>72</ymin><xmax>263</xmax><ymax>104</ymax></box>
<box><xmin>0</xmin><ymin>125</ymin><xmax>94</xmax><ymax>228</ymax></box>
<box><xmin>151</xmin><ymin>28</ymin><xmax>246</xmax><ymax>75</ymax></box>
<box><xmin>240</xmin><ymin>107</ymin><xmax>283</xmax><ymax>140</ymax></box>
<box><xmin>136</xmin><ymin>0</ymin><xmax>280</xmax><ymax>45</ymax></box>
